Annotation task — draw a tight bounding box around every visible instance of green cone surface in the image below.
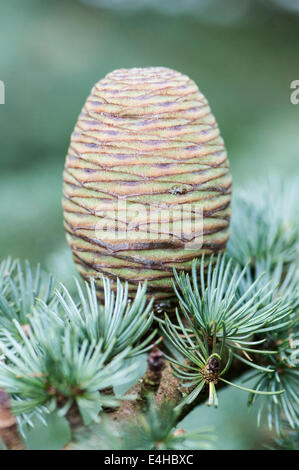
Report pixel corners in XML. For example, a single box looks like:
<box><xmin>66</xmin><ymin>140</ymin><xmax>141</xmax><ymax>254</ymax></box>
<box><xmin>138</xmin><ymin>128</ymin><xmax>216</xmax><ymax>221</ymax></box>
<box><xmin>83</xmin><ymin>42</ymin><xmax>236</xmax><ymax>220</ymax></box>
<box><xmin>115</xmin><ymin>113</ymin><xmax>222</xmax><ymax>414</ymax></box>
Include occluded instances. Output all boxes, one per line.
<box><xmin>63</xmin><ymin>67</ymin><xmax>231</xmax><ymax>310</ymax></box>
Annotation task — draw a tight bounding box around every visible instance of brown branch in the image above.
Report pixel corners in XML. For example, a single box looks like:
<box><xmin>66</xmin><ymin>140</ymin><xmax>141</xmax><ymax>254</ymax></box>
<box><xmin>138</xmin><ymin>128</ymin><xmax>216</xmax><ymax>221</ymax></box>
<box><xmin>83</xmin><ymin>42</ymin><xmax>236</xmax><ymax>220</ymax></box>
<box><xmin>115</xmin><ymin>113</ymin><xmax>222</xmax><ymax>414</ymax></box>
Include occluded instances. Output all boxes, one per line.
<box><xmin>0</xmin><ymin>390</ymin><xmax>25</xmax><ymax>450</ymax></box>
<box><xmin>109</xmin><ymin>357</ymin><xmax>248</xmax><ymax>425</ymax></box>
<box><xmin>1</xmin><ymin>357</ymin><xmax>248</xmax><ymax>450</ymax></box>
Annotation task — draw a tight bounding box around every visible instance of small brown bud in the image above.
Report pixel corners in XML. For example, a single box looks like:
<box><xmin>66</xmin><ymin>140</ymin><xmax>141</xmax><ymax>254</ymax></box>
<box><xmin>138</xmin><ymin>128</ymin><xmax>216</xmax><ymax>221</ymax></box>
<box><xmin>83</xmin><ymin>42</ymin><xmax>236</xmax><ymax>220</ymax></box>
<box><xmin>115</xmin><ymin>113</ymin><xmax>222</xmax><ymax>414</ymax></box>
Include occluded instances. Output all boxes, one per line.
<box><xmin>201</xmin><ymin>356</ymin><xmax>220</xmax><ymax>384</ymax></box>
<box><xmin>147</xmin><ymin>346</ymin><xmax>164</xmax><ymax>372</ymax></box>
<box><xmin>208</xmin><ymin>356</ymin><xmax>220</xmax><ymax>373</ymax></box>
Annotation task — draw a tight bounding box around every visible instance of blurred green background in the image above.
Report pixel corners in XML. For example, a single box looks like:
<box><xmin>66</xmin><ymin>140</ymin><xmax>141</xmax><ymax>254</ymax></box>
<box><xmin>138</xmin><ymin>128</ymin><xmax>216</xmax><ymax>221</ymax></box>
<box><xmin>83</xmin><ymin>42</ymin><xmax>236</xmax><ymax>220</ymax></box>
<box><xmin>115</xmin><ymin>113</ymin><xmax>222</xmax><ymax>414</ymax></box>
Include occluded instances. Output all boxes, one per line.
<box><xmin>0</xmin><ymin>0</ymin><xmax>298</xmax><ymax>449</ymax></box>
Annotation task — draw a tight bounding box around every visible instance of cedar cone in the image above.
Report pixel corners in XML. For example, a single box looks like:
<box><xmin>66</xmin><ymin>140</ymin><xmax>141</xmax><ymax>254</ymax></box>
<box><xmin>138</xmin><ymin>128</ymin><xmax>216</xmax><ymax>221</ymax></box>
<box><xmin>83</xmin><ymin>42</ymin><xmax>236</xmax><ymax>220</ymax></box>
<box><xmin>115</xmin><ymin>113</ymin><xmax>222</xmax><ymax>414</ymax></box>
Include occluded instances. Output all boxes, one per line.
<box><xmin>63</xmin><ymin>67</ymin><xmax>231</xmax><ymax>311</ymax></box>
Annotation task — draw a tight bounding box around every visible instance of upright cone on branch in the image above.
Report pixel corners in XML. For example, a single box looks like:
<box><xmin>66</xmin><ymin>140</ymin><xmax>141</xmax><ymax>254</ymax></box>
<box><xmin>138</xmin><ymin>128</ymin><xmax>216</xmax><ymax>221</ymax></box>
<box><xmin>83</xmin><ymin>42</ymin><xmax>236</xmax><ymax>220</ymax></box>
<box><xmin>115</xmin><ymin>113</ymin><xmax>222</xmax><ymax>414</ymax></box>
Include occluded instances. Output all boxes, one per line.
<box><xmin>63</xmin><ymin>67</ymin><xmax>231</xmax><ymax>311</ymax></box>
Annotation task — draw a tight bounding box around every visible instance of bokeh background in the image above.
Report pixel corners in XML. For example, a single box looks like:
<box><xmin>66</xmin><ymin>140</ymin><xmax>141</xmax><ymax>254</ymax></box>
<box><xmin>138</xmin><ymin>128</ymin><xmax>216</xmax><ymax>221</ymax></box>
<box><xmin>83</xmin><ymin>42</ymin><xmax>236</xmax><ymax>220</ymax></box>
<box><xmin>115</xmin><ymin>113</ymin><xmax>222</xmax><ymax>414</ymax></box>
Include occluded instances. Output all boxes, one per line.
<box><xmin>0</xmin><ymin>0</ymin><xmax>298</xmax><ymax>449</ymax></box>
